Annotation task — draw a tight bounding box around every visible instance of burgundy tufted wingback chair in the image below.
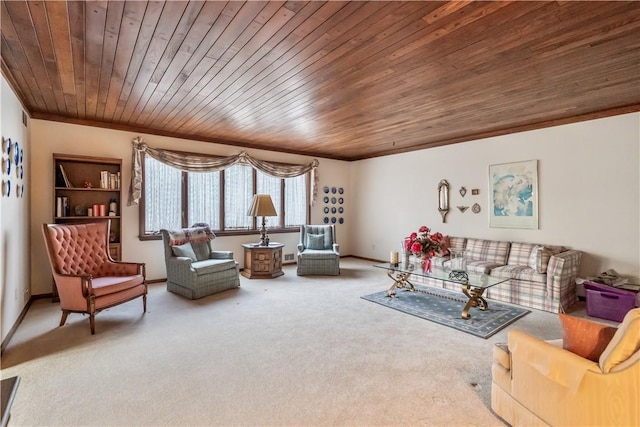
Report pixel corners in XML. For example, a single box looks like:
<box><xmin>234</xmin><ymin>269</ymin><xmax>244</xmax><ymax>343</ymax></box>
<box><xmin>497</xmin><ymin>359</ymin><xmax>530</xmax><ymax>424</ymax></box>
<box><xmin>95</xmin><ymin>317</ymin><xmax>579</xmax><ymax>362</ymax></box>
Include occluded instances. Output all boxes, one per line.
<box><xmin>42</xmin><ymin>221</ymin><xmax>147</xmax><ymax>334</ymax></box>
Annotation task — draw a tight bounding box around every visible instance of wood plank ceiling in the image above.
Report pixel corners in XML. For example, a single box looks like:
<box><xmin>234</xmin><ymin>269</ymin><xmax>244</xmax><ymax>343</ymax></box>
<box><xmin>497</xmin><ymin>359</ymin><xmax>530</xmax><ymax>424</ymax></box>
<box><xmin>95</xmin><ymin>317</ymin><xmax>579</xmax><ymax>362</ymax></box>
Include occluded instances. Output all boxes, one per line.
<box><xmin>1</xmin><ymin>1</ymin><xmax>639</xmax><ymax>161</ymax></box>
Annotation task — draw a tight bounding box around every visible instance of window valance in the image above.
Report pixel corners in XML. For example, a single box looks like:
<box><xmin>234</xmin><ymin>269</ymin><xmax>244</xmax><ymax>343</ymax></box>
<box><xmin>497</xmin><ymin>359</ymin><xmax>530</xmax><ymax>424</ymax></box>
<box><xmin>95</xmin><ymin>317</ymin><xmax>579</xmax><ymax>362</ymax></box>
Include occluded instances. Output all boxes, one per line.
<box><xmin>127</xmin><ymin>137</ymin><xmax>319</xmax><ymax>206</ymax></box>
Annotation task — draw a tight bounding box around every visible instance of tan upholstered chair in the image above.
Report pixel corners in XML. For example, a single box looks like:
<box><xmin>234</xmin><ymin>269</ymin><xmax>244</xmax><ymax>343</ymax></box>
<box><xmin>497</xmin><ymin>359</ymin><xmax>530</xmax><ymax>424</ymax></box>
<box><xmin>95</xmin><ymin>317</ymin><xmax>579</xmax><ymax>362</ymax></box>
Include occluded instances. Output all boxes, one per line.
<box><xmin>491</xmin><ymin>308</ymin><xmax>640</xmax><ymax>426</ymax></box>
<box><xmin>42</xmin><ymin>221</ymin><xmax>146</xmax><ymax>334</ymax></box>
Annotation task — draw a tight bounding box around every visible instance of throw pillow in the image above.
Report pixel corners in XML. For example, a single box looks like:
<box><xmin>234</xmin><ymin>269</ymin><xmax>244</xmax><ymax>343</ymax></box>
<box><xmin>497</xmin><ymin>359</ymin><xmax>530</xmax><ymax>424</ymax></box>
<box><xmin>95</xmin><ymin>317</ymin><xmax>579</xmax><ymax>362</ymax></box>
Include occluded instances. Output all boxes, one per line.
<box><xmin>528</xmin><ymin>245</ymin><xmax>552</xmax><ymax>273</ymax></box>
<box><xmin>559</xmin><ymin>313</ymin><xmax>617</xmax><ymax>362</ymax></box>
<box><xmin>306</xmin><ymin>233</ymin><xmax>325</xmax><ymax>250</ymax></box>
<box><xmin>166</xmin><ymin>225</ymin><xmax>215</xmax><ymax>246</ymax></box>
<box><xmin>599</xmin><ymin>308</ymin><xmax>640</xmax><ymax>373</ymax></box>
<box><xmin>171</xmin><ymin>242</ymin><xmax>197</xmax><ymax>261</ymax></box>
<box><xmin>191</xmin><ymin>242</ymin><xmax>211</xmax><ymax>261</ymax></box>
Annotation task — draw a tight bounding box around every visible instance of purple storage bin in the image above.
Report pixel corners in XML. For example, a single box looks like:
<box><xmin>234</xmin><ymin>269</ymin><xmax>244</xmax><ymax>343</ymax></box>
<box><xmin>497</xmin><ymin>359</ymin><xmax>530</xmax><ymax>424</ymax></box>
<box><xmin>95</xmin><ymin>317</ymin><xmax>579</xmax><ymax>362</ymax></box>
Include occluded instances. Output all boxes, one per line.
<box><xmin>584</xmin><ymin>281</ymin><xmax>636</xmax><ymax>323</ymax></box>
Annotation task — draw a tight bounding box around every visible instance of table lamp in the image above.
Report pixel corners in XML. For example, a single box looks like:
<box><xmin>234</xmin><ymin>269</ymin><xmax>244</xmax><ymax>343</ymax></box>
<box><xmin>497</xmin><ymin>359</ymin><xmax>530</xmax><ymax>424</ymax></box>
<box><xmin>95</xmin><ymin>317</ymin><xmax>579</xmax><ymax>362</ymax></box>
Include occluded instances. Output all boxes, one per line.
<box><xmin>247</xmin><ymin>194</ymin><xmax>277</xmax><ymax>246</ymax></box>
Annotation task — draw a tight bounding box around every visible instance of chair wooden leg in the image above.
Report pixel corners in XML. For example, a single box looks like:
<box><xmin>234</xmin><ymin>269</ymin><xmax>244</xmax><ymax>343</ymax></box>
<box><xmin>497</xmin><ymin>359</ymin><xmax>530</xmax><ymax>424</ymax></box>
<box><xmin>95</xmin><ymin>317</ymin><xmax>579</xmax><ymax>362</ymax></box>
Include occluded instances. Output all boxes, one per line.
<box><xmin>59</xmin><ymin>310</ymin><xmax>69</xmax><ymax>327</ymax></box>
<box><xmin>143</xmin><ymin>294</ymin><xmax>147</xmax><ymax>313</ymax></box>
<box><xmin>89</xmin><ymin>314</ymin><xmax>96</xmax><ymax>335</ymax></box>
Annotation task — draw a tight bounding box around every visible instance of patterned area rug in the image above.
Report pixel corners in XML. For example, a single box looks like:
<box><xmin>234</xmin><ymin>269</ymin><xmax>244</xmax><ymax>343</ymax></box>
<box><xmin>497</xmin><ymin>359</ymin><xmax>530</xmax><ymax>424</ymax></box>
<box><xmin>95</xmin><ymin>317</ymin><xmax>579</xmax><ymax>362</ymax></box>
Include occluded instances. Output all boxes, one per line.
<box><xmin>362</xmin><ymin>285</ymin><xmax>530</xmax><ymax>338</ymax></box>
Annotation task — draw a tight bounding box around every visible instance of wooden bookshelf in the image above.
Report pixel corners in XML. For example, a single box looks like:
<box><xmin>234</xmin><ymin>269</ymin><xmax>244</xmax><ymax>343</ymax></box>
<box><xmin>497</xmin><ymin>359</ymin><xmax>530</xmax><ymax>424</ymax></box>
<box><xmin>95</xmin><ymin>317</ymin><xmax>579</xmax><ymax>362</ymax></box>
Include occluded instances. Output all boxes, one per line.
<box><xmin>53</xmin><ymin>153</ymin><xmax>123</xmax><ymax>261</ymax></box>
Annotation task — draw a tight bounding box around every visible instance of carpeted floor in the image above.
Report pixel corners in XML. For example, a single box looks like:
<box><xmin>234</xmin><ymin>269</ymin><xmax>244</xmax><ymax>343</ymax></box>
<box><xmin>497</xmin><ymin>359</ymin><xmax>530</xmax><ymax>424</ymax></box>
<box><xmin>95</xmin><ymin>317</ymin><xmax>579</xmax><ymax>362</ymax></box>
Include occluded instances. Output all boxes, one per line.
<box><xmin>1</xmin><ymin>258</ymin><xmax>583</xmax><ymax>426</ymax></box>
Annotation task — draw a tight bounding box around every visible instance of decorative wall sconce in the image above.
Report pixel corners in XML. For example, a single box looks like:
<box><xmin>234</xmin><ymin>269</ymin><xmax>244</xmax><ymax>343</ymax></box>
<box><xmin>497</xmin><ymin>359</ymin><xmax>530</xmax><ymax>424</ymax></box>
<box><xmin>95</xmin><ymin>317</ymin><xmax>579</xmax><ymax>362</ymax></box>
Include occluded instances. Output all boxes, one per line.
<box><xmin>438</xmin><ymin>179</ymin><xmax>450</xmax><ymax>223</ymax></box>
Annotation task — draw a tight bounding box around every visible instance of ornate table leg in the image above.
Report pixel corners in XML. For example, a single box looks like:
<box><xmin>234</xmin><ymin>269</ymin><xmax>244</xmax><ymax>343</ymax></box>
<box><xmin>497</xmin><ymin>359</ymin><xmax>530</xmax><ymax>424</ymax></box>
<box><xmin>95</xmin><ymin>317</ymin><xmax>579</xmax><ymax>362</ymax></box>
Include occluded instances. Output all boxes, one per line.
<box><xmin>461</xmin><ymin>285</ymin><xmax>488</xmax><ymax>319</ymax></box>
<box><xmin>386</xmin><ymin>270</ymin><xmax>414</xmax><ymax>297</ymax></box>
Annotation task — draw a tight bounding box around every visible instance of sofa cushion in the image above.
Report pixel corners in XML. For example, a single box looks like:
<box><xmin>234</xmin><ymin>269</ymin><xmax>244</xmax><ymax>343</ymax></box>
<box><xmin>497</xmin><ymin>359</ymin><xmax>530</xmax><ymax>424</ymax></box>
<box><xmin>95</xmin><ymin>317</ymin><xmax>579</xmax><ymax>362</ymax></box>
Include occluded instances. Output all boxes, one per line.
<box><xmin>528</xmin><ymin>245</ymin><xmax>552</xmax><ymax>273</ymax></box>
<box><xmin>448</xmin><ymin>236</ymin><xmax>466</xmax><ymax>251</ymax></box>
<box><xmin>91</xmin><ymin>275</ymin><xmax>145</xmax><ymax>297</ymax></box>
<box><xmin>171</xmin><ymin>243</ymin><xmax>197</xmax><ymax>261</ymax></box>
<box><xmin>465</xmin><ymin>238</ymin><xmax>510</xmax><ymax>265</ymax></box>
<box><xmin>432</xmin><ymin>256</ymin><xmax>448</xmax><ymax>268</ymax></box>
<box><xmin>600</xmin><ymin>308</ymin><xmax>640</xmax><ymax>373</ymax></box>
<box><xmin>299</xmin><ymin>249</ymin><xmax>338</xmax><ymax>260</ymax></box>
<box><xmin>191</xmin><ymin>241</ymin><xmax>212</xmax><ymax>261</ymax></box>
<box><xmin>465</xmin><ymin>260</ymin><xmax>506</xmax><ymax>274</ymax></box>
<box><xmin>559</xmin><ymin>314</ymin><xmax>617</xmax><ymax>362</ymax></box>
<box><xmin>191</xmin><ymin>259</ymin><xmax>236</xmax><ymax>276</ymax></box>
<box><xmin>507</xmin><ymin>242</ymin><xmax>538</xmax><ymax>266</ymax></box>
<box><xmin>306</xmin><ymin>233</ymin><xmax>326</xmax><ymax>250</ymax></box>
<box><xmin>491</xmin><ymin>265</ymin><xmax>547</xmax><ymax>284</ymax></box>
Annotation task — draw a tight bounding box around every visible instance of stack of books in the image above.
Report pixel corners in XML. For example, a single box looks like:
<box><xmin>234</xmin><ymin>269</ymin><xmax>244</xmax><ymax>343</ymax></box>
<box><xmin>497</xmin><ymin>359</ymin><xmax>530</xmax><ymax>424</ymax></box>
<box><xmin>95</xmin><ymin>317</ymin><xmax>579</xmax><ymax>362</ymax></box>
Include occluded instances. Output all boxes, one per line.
<box><xmin>100</xmin><ymin>171</ymin><xmax>120</xmax><ymax>189</ymax></box>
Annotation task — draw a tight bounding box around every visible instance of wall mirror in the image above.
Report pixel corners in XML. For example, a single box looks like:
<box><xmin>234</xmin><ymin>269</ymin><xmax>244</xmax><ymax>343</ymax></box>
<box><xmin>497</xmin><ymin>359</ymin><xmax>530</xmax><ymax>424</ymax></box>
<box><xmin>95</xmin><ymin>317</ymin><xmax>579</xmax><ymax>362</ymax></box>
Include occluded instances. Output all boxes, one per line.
<box><xmin>438</xmin><ymin>179</ymin><xmax>450</xmax><ymax>223</ymax></box>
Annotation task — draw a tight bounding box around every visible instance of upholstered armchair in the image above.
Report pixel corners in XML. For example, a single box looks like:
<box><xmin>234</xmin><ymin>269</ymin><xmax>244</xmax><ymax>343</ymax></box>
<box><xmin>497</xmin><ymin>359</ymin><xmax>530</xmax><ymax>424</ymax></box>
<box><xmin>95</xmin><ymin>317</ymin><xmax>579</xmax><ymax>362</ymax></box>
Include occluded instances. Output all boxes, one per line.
<box><xmin>297</xmin><ymin>225</ymin><xmax>340</xmax><ymax>276</ymax></box>
<box><xmin>492</xmin><ymin>309</ymin><xmax>640</xmax><ymax>426</ymax></box>
<box><xmin>42</xmin><ymin>221</ymin><xmax>146</xmax><ymax>335</ymax></box>
<box><xmin>160</xmin><ymin>224</ymin><xmax>240</xmax><ymax>299</ymax></box>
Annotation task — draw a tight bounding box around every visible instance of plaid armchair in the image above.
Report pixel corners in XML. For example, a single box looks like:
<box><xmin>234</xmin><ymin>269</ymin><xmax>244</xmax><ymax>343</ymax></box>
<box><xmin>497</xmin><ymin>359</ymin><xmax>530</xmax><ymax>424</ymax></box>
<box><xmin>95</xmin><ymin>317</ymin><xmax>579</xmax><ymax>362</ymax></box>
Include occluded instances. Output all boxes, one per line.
<box><xmin>161</xmin><ymin>225</ymin><xmax>240</xmax><ymax>299</ymax></box>
<box><xmin>297</xmin><ymin>225</ymin><xmax>340</xmax><ymax>276</ymax></box>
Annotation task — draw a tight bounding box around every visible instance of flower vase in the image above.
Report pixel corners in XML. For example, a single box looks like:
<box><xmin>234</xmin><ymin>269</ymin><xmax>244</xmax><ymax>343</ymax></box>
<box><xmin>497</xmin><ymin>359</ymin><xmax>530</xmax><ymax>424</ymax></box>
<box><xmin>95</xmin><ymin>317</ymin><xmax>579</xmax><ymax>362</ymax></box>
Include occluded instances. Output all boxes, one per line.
<box><xmin>422</xmin><ymin>257</ymin><xmax>432</xmax><ymax>273</ymax></box>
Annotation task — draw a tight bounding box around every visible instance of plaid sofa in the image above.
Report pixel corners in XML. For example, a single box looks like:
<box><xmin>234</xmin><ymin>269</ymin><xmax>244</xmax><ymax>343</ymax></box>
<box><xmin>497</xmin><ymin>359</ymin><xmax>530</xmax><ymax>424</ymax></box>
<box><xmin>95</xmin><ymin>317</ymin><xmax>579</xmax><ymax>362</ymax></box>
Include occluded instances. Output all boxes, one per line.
<box><xmin>415</xmin><ymin>237</ymin><xmax>582</xmax><ymax>313</ymax></box>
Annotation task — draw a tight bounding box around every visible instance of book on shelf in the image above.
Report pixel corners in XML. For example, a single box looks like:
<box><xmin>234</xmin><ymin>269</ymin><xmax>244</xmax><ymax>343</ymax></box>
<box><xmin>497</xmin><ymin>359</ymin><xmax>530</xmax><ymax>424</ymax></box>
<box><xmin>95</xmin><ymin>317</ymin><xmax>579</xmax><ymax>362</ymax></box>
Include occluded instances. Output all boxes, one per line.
<box><xmin>57</xmin><ymin>165</ymin><xmax>73</xmax><ymax>188</ymax></box>
<box><xmin>56</xmin><ymin>196</ymin><xmax>69</xmax><ymax>217</ymax></box>
<box><xmin>100</xmin><ymin>170</ymin><xmax>120</xmax><ymax>190</ymax></box>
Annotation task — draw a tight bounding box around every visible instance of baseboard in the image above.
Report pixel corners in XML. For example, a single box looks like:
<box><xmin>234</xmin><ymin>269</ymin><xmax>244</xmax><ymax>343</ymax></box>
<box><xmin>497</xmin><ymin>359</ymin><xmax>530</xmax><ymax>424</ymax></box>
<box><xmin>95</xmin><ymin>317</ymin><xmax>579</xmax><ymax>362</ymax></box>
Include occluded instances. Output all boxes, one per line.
<box><xmin>349</xmin><ymin>255</ymin><xmax>384</xmax><ymax>263</ymax></box>
<box><xmin>1</xmin><ymin>298</ymin><xmax>33</xmax><ymax>355</ymax></box>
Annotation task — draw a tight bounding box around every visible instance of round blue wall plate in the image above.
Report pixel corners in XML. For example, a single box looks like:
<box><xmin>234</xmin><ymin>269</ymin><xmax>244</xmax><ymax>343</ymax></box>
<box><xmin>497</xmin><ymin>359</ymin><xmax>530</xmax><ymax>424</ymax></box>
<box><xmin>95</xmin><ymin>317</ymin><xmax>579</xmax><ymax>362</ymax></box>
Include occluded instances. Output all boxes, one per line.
<box><xmin>13</xmin><ymin>141</ymin><xmax>19</xmax><ymax>165</ymax></box>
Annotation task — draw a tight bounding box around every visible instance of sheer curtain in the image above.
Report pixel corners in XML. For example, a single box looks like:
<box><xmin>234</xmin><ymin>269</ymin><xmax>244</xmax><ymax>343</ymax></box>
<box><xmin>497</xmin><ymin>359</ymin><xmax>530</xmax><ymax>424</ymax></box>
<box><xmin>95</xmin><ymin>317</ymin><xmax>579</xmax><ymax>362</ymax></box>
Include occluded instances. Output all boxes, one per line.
<box><xmin>257</xmin><ymin>171</ymin><xmax>281</xmax><ymax>228</ymax></box>
<box><xmin>144</xmin><ymin>156</ymin><xmax>181</xmax><ymax>233</ymax></box>
<box><xmin>188</xmin><ymin>171</ymin><xmax>220</xmax><ymax>229</ymax></box>
<box><xmin>285</xmin><ymin>175</ymin><xmax>306</xmax><ymax>227</ymax></box>
<box><xmin>224</xmin><ymin>164</ymin><xmax>253</xmax><ymax>230</ymax></box>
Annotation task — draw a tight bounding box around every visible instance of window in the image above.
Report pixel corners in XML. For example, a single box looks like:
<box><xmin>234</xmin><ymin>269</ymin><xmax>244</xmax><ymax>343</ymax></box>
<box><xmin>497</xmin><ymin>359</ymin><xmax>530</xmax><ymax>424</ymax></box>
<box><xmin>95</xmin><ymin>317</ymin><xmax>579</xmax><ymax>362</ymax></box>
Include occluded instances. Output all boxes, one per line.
<box><xmin>140</xmin><ymin>154</ymin><xmax>309</xmax><ymax>237</ymax></box>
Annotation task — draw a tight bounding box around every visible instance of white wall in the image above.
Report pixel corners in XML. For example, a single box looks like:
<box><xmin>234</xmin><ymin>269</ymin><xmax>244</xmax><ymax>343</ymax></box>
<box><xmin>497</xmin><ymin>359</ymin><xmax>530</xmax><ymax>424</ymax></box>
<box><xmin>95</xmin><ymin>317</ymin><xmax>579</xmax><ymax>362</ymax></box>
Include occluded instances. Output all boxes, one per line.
<box><xmin>13</xmin><ymin>95</ymin><xmax>640</xmax><ymax>307</ymax></box>
<box><xmin>350</xmin><ymin>113</ymin><xmax>640</xmax><ymax>281</ymax></box>
<box><xmin>29</xmin><ymin>121</ymin><xmax>352</xmax><ymax>293</ymax></box>
<box><xmin>1</xmin><ymin>76</ymin><xmax>30</xmax><ymax>342</ymax></box>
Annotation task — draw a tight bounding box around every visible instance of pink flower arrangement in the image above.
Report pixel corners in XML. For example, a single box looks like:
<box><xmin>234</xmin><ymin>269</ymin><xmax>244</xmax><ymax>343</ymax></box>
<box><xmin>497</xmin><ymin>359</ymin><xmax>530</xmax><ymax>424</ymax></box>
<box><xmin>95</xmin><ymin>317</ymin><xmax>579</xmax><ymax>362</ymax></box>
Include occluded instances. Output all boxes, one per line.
<box><xmin>404</xmin><ymin>226</ymin><xmax>446</xmax><ymax>272</ymax></box>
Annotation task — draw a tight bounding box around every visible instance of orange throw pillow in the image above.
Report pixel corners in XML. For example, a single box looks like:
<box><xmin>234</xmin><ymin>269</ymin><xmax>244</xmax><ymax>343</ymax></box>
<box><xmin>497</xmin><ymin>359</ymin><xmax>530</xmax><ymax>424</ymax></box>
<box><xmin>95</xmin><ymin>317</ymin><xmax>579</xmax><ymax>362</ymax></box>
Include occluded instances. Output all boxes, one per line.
<box><xmin>559</xmin><ymin>314</ymin><xmax>617</xmax><ymax>362</ymax></box>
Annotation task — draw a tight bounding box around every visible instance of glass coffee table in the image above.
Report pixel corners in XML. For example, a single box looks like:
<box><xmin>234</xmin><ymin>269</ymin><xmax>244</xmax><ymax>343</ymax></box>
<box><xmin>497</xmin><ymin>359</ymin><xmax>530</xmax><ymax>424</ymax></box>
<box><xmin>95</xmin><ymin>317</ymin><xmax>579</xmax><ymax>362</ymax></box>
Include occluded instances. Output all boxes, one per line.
<box><xmin>373</xmin><ymin>263</ymin><xmax>510</xmax><ymax>319</ymax></box>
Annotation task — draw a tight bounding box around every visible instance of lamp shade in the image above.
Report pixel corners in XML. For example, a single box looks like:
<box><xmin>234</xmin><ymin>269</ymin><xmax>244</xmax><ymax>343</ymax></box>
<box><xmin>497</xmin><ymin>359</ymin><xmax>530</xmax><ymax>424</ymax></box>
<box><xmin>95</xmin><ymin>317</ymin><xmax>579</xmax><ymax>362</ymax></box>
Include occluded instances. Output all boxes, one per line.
<box><xmin>247</xmin><ymin>194</ymin><xmax>277</xmax><ymax>217</ymax></box>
